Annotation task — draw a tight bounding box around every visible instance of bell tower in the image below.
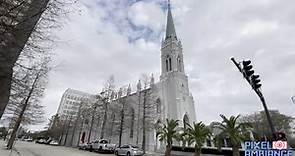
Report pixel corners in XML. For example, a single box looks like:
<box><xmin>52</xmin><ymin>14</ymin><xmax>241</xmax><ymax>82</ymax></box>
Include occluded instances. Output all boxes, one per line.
<box><xmin>160</xmin><ymin>0</ymin><xmax>196</xmax><ymax>124</ymax></box>
<box><xmin>161</xmin><ymin>0</ymin><xmax>185</xmax><ymax>76</ymax></box>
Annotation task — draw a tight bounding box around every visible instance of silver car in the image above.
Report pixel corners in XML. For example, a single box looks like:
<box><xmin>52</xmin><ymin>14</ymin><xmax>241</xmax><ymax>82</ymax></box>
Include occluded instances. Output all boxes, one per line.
<box><xmin>115</xmin><ymin>144</ymin><xmax>143</xmax><ymax>156</ymax></box>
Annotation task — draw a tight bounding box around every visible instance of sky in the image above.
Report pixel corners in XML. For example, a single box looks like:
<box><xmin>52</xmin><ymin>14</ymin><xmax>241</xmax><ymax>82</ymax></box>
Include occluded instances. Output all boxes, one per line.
<box><xmin>32</xmin><ymin>0</ymin><xmax>295</xmax><ymax>130</ymax></box>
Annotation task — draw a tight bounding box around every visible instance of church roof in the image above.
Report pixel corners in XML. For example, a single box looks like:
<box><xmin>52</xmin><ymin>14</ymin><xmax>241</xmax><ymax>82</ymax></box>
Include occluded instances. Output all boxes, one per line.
<box><xmin>165</xmin><ymin>0</ymin><xmax>177</xmax><ymax>40</ymax></box>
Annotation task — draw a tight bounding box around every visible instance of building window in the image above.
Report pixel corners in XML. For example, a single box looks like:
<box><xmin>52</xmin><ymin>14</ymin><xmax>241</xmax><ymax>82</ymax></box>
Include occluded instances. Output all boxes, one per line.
<box><xmin>130</xmin><ymin>108</ymin><xmax>135</xmax><ymax>138</ymax></box>
<box><xmin>183</xmin><ymin>114</ymin><xmax>189</xmax><ymax>130</ymax></box>
<box><xmin>156</xmin><ymin>98</ymin><xmax>161</xmax><ymax>113</ymax></box>
<box><xmin>177</xmin><ymin>56</ymin><xmax>181</xmax><ymax>71</ymax></box>
<box><xmin>166</xmin><ymin>59</ymin><xmax>169</xmax><ymax>71</ymax></box>
<box><xmin>166</xmin><ymin>55</ymin><xmax>172</xmax><ymax>72</ymax></box>
<box><xmin>169</xmin><ymin>57</ymin><xmax>172</xmax><ymax>71</ymax></box>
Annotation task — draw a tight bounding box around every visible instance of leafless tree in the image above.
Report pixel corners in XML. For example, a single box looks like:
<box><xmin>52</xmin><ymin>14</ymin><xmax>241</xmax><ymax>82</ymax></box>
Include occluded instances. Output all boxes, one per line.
<box><xmin>140</xmin><ymin>74</ymin><xmax>157</xmax><ymax>153</ymax></box>
<box><xmin>86</xmin><ymin>97</ymin><xmax>103</xmax><ymax>143</ymax></box>
<box><xmin>69</xmin><ymin>102</ymin><xmax>83</xmax><ymax>146</ymax></box>
<box><xmin>0</xmin><ymin>0</ymin><xmax>75</xmax><ymax>119</ymax></box>
<box><xmin>47</xmin><ymin>114</ymin><xmax>63</xmax><ymax>141</ymax></box>
<box><xmin>76</xmin><ymin>103</ymin><xmax>91</xmax><ymax>145</ymax></box>
<box><xmin>100</xmin><ymin>75</ymin><xmax>116</xmax><ymax>139</ymax></box>
<box><xmin>6</xmin><ymin>56</ymin><xmax>51</xmax><ymax>149</ymax></box>
<box><xmin>116</xmin><ymin>88</ymin><xmax>134</xmax><ymax>146</ymax></box>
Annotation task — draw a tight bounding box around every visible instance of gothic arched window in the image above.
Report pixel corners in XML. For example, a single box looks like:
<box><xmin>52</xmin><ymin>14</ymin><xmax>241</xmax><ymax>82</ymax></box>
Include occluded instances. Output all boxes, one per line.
<box><xmin>183</xmin><ymin>114</ymin><xmax>189</xmax><ymax>130</ymax></box>
<box><xmin>169</xmin><ymin>57</ymin><xmax>172</xmax><ymax>71</ymax></box>
<box><xmin>177</xmin><ymin>56</ymin><xmax>181</xmax><ymax>72</ymax></box>
<box><xmin>166</xmin><ymin>59</ymin><xmax>169</xmax><ymax>72</ymax></box>
<box><xmin>156</xmin><ymin>98</ymin><xmax>161</xmax><ymax>113</ymax></box>
<box><xmin>166</xmin><ymin>55</ymin><xmax>172</xmax><ymax>72</ymax></box>
<box><xmin>130</xmin><ymin>108</ymin><xmax>135</xmax><ymax>138</ymax></box>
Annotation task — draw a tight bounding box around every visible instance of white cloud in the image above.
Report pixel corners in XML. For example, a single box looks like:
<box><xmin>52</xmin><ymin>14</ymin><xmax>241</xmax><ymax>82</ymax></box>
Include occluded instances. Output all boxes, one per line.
<box><xmin>128</xmin><ymin>1</ymin><xmax>165</xmax><ymax>32</ymax></box>
<box><xmin>30</xmin><ymin>0</ymin><xmax>295</xmax><ymax>129</ymax></box>
<box><xmin>241</xmin><ymin>20</ymin><xmax>279</xmax><ymax>36</ymax></box>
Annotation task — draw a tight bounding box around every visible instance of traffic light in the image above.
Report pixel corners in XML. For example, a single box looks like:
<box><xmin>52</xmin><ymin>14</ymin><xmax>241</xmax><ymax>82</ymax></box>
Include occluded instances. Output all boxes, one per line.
<box><xmin>251</xmin><ymin>74</ymin><xmax>262</xmax><ymax>89</ymax></box>
<box><xmin>242</xmin><ymin>60</ymin><xmax>254</xmax><ymax>77</ymax></box>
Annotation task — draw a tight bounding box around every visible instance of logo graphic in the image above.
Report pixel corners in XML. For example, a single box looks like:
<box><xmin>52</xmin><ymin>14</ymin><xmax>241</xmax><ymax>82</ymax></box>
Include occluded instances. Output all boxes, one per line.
<box><xmin>245</xmin><ymin>141</ymin><xmax>292</xmax><ymax>156</ymax></box>
<box><xmin>272</xmin><ymin>141</ymin><xmax>287</xmax><ymax>150</ymax></box>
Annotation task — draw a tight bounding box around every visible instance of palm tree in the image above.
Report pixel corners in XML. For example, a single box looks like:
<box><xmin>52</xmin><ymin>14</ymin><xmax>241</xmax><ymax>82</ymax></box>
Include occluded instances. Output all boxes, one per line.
<box><xmin>213</xmin><ymin>114</ymin><xmax>251</xmax><ymax>156</ymax></box>
<box><xmin>156</xmin><ymin>119</ymin><xmax>180</xmax><ymax>156</ymax></box>
<box><xmin>177</xmin><ymin>129</ymin><xmax>190</xmax><ymax>150</ymax></box>
<box><xmin>186</xmin><ymin>122</ymin><xmax>212</xmax><ymax>156</ymax></box>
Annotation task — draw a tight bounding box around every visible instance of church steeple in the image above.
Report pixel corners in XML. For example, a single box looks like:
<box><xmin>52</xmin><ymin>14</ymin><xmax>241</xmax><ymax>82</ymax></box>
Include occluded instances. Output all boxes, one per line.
<box><xmin>161</xmin><ymin>0</ymin><xmax>185</xmax><ymax>76</ymax></box>
<box><xmin>165</xmin><ymin>0</ymin><xmax>177</xmax><ymax>40</ymax></box>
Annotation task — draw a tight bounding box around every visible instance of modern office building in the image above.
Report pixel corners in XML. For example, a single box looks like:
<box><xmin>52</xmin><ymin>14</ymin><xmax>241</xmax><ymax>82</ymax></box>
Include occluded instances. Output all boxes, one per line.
<box><xmin>56</xmin><ymin>88</ymin><xmax>96</xmax><ymax>120</ymax></box>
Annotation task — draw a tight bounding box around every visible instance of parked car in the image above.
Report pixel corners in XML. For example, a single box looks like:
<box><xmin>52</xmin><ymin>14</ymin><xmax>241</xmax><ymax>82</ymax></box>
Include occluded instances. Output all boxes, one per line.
<box><xmin>35</xmin><ymin>139</ymin><xmax>46</xmax><ymax>144</ymax></box>
<box><xmin>92</xmin><ymin>139</ymin><xmax>116</xmax><ymax>153</ymax></box>
<box><xmin>24</xmin><ymin>138</ymin><xmax>33</xmax><ymax>142</ymax></box>
<box><xmin>115</xmin><ymin>144</ymin><xmax>144</xmax><ymax>156</ymax></box>
<box><xmin>78</xmin><ymin>142</ymin><xmax>88</xmax><ymax>150</ymax></box>
<box><xmin>49</xmin><ymin>140</ymin><xmax>59</xmax><ymax>146</ymax></box>
<box><xmin>44</xmin><ymin>139</ymin><xmax>52</xmax><ymax>145</ymax></box>
<box><xmin>79</xmin><ymin>141</ymin><xmax>94</xmax><ymax>151</ymax></box>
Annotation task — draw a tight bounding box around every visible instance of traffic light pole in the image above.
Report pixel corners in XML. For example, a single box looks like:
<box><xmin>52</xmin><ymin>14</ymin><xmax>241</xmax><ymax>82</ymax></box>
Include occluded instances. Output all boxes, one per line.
<box><xmin>231</xmin><ymin>58</ymin><xmax>276</xmax><ymax>138</ymax></box>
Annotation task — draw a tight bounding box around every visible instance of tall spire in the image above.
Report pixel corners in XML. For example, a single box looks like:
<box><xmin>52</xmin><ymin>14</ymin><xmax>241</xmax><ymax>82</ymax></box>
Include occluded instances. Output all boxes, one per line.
<box><xmin>165</xmin><ymin>0</ymin><xmax>177</xmax><ymax>40</ymax></box>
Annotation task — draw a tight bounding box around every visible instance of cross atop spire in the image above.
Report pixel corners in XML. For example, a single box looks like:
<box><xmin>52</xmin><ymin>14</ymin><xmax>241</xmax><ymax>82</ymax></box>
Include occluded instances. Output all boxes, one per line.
<box><xmin>165</xmin><ymin>0</ymin><xmax>177</xmax><ymax>40</ymax></box>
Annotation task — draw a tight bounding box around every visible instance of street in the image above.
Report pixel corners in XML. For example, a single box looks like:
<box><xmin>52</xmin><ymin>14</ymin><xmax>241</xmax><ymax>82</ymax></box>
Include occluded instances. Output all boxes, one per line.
<box><xmin>0</xmin><ymin>140</ymin><xmax>219</xmax><ymax>156</ymax></box>
<box><xmin>0</xmin><ymin>140</ymin><xmax>112</xmax><ymax>156</ymax></box>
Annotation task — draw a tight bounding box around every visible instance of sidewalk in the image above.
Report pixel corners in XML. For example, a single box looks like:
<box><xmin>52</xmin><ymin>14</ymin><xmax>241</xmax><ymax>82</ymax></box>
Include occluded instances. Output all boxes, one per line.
<box><xmin>144</xmin><ymin>151</ymin><xmax>164</xmax><ymax>156</ymax></box>
<box><xmin>0</xmin><ymin>140</ymin><xmax>21</xmax><ymax>156</ymax></box>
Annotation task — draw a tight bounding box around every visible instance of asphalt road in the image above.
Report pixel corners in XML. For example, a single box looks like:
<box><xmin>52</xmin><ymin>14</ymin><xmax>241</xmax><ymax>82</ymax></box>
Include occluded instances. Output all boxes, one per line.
<box><xmin>0</xmin><ymin>140</ymin><xmax>112</xmax><ymax>156</ymax></box>
<box><xmin>0</xmin><ymin>140</ymin><xmax>222</xmax><ymax>156</ymax></box>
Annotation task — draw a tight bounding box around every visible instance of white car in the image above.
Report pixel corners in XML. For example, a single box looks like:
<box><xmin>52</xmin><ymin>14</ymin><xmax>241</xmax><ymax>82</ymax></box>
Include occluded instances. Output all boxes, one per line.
<box><xmin>115</xmin><ymin>144</ymin><xmax>144</xmax><ymax>156</ymax></box>
<box><xmin>24</xmin><ymin>138</ymin><xmax>33</xmax><ymax>142</ymax></box>
<box><xmin>92</xmin><ymin>139</ymin><xmax>116</xmax><ymax>152</ymax></box>
<box><xmin>49</xmin><ymin>140</ymin><xmax>59</xmax><ymax>146</ymax></box>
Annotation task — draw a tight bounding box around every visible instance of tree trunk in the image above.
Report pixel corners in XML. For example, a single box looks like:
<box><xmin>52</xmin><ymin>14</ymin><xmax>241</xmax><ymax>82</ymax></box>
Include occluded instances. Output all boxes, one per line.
<box><xmin>232</xmin><ymin>146</ymin><xmax>240</xmax><ymax>156</ymax></box>
<box><xmin>142</xmin><ymin>91</ymin><xmax>147</xmax><ymax>153</ymax></box>
<box><xmin>59</xmin><ymin>119</ymin><xmax>67</xmax><ymax>145</ymax></box>
<box><xmin>6</xmin><ymin>72</ymin><xmax>39</xmax><ymax>149</ymax></box>
<box><xmin>100</xmin><ymin>101</ymin><xmax>108</xmax><ymax>139</ymax></box>
<box><xmin>63</xmin><ymin>117</ymin><xmax>72</xmax><ymax>146</ymax></box>
<box><xmin>70</xmin><ymin>104</ymin><xmax>82</xmax><ymax>146</ymax></box>
<box><xmin>0</xmin><ymin>68</ymin><xmax>12</xmax><ymax>119</ymax></box>
<box><xmin>77</xmin><ymin>119</ymin><xmax>84</xmax><ymax>147</ymax></box>
<box><xmin>194</xmin><ymin>147</ymin><xmax>201</xmax><ymax>156</ymax></box>
<box><xmin>87</xmin><ymin>106</ymin><xmax>96</xmax><ymax>143</ymax></box>
<box><xmin>118</xmin><ymin>108</ymin><xmax>124</xmax><ymax>147</ymax></box>
<box><xmin>69</xmin><ymin>119</ymin><xmax>77</xmax><ymax>146</ymax></box>
<box><xmin>136</xmin><ymin>91</ymin><xmax>141</xmax><ymax>145</ymax></box>
<box><xmin>109</xmin><ymin>113</ymin><xmax>115</xmax><ymax>142</ymax></box>
<box><xmin>165</xmin><ymin>145</ymin><xmax>172</xmax><ymax>156</ymax></box>
<box><xmin>0</xmin><ymin>0</ymin><xmax>50</xmax><ymax>119</ymax></box>
<box><xmin>182</xmin><ymin>140</ymin><xmax>186</xmax><ymax>150</ymax></box>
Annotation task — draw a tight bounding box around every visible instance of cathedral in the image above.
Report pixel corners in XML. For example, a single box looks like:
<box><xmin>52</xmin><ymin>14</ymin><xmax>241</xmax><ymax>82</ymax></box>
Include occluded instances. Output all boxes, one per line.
<box><xmin>60</xmin><ymin>1</ymin><xmax>196</xmax><ymax>152</ymax></box>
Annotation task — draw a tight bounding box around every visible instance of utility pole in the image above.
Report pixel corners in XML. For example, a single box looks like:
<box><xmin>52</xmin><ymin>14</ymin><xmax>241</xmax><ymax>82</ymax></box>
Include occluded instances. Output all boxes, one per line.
<box><xmin>231</xmin><ymin>57</ymin><xmax>276</xmax><ymax>138</ymax></box>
